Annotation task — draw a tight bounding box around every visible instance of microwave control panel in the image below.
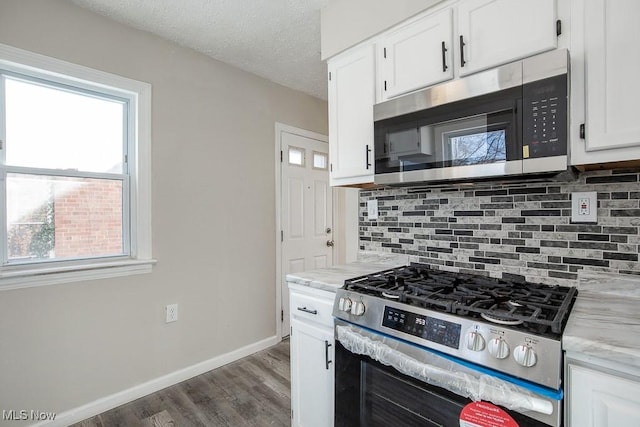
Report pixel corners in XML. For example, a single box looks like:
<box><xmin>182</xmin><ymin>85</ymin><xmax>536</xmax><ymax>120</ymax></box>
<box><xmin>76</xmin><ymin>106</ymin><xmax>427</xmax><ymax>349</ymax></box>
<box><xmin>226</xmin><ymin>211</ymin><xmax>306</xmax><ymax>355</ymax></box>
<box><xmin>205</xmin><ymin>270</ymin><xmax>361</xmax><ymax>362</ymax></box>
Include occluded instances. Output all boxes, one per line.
<box><xmin>522</xmin><ymin>74</ymin><xmax>567</xmax><ymax>159</ymax></box>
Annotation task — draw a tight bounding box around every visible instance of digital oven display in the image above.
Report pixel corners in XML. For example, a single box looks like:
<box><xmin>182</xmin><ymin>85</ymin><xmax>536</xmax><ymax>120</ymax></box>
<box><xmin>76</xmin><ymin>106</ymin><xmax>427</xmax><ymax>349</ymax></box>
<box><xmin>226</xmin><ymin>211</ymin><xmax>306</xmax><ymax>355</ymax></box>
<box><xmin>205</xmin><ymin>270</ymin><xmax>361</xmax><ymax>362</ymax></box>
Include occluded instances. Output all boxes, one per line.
<box><xmin>382</xmin><ymin>307</ymin><xmax>461</xmax><ymax>349</ymax></box>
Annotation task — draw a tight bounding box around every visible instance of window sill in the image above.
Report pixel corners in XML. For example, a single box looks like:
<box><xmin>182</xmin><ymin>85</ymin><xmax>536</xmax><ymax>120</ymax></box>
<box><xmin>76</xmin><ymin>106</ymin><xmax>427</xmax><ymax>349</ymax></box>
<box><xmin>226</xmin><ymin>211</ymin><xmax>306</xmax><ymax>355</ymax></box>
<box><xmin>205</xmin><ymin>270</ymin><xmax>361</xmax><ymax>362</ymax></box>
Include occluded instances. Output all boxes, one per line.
<box><xmin>0</xmin><ymin>258</ymin><xmax>157</xmax><ymax>291</ymax></box>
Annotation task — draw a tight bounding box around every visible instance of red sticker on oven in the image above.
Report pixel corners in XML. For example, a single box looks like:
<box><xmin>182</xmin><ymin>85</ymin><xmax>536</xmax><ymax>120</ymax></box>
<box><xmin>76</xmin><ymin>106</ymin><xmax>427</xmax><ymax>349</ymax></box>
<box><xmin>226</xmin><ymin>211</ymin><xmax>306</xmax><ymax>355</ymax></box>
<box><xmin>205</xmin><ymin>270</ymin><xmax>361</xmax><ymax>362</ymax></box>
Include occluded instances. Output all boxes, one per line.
<box><xmin>459</xmin><ymin>401</ymin><xmax>519</xmax><ymax>427</ymax></box>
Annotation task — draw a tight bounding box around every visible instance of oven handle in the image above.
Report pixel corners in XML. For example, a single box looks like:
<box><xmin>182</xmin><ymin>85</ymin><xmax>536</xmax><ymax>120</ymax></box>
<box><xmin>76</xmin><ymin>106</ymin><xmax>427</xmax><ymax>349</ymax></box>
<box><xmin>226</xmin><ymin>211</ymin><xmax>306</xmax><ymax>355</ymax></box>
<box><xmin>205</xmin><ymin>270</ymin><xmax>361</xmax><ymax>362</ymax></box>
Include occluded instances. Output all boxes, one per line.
<box><xmin>336</xmin><ymin>324</ymin><xmax>554</xmax><ymax>416</ymax></box>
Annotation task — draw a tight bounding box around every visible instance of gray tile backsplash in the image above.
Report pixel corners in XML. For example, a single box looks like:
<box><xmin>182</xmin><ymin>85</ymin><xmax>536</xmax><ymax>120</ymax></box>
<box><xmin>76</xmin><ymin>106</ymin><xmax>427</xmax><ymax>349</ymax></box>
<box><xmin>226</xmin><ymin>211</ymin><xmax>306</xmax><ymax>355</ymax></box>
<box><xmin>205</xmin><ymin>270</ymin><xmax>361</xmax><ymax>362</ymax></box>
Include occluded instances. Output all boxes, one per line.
<box><xmin>359</xmin><ymin>169</ymin><xmax>640</xmax><ymax>285</ymax></box>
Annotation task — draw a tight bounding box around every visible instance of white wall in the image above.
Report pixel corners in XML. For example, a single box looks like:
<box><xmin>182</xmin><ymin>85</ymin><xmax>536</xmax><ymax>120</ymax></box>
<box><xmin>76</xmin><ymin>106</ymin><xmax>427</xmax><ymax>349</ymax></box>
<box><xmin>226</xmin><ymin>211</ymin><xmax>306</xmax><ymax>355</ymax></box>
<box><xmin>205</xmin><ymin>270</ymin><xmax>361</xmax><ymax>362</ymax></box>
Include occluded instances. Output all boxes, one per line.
<box><xmin>343</xmin><ymin>188</ymin><xmax>360</xmax><ymax>263</ymax></box>
<box><xmin>333</xmin><ymin>187</ymin><xmax>360</xmax><ymax>264</ymax></box>
<box><xmin>321</xmin><ymin>0</ymin><xmax>444</xmax><ymax>59</ymax></box>
<box><xmin>0</xmin><ymin>0</ymin><xmax>327</xmax><ymax>424</ymax></box>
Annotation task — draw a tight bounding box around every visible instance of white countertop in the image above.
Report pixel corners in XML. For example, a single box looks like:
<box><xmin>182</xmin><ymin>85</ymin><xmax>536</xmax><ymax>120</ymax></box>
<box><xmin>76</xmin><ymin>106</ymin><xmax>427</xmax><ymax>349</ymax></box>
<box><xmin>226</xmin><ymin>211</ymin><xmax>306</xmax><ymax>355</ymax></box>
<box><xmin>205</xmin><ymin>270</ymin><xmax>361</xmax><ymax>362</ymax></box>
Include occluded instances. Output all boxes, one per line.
<box><xmin>285</xmin><ymin>251</ymin><xmax>409</xmax><ymax>293</ymax></box>
<box><xmin>563</xmin><ymin>271</ymin><xmax>640</xmax><ymax>370</ymax></box>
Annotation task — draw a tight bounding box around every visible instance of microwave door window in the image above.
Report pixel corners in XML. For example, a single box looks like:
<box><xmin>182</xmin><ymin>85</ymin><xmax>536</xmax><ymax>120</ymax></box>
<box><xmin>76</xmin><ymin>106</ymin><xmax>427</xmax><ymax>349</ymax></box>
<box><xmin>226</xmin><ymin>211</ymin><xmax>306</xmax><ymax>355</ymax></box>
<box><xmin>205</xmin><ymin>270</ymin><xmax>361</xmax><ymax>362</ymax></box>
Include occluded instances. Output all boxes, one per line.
<box><xmin>375</xmin><ymin>108</ymin><xmax>513</xmax><ymax>174</ymax></box>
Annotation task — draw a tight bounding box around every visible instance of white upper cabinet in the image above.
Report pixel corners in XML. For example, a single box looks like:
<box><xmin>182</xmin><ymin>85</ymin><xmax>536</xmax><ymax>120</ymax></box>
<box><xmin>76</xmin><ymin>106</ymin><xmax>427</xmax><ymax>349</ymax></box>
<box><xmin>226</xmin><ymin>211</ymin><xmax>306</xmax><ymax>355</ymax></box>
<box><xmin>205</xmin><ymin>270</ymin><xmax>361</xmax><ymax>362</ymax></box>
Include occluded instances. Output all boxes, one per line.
<box><xmin>378</xmin><ymin>8</ymin><xmax>454</xmax><ymax>101</ymax></box>
<box><xmin>569</xmin><ymin>0</ymin><xmax>640</xmax><ymax>165</ymax></box>
<box><xmin>376</xmin><ymin>0</ymin><xmax>558</xmax><ymax>102</ymax></box>
<box><xmin>328</xmin><ymin>43</ymin><xmax>376</xmax><ymax>186</ymax></box>
<box><xmin>458</xmin><ymin>0</ymin><xmax>557</xmax><ymax>76</ymax></box>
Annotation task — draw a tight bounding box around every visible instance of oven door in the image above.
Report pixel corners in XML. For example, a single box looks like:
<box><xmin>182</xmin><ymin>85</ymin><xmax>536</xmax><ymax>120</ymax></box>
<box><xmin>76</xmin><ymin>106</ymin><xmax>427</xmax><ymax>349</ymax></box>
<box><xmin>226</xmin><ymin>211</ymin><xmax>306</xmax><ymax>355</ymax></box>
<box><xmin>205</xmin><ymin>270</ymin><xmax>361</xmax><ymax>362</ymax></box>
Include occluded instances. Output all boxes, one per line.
<box><xmin>334</xmin><ymin>321</ymin><xmax>562</xmax><ymax>427</ymax></box>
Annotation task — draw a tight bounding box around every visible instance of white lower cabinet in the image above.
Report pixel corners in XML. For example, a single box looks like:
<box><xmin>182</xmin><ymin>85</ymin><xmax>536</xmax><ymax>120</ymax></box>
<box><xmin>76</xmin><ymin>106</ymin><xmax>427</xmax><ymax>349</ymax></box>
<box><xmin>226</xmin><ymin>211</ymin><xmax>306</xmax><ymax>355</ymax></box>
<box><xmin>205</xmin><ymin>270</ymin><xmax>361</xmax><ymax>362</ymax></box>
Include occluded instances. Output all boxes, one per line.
<box><xmin>566</xmin><ymin>358</ymin><xmax>640</xmax><ymax>426</ymax></box>
<box><xmin>289</xmin><ymin>284</ymin><xmax>335</xmax><ymax>427</ymax></box>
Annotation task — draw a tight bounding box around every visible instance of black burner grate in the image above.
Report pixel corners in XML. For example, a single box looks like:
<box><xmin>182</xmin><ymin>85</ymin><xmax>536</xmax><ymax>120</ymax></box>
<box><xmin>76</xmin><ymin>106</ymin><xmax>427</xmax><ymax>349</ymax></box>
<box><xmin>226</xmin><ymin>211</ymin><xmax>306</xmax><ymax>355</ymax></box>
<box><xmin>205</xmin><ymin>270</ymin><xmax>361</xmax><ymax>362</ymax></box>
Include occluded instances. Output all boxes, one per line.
<box><xmin>344</xmin><ymin>263</ymin><xmax>577</xmax><ymax>336</ymax></box>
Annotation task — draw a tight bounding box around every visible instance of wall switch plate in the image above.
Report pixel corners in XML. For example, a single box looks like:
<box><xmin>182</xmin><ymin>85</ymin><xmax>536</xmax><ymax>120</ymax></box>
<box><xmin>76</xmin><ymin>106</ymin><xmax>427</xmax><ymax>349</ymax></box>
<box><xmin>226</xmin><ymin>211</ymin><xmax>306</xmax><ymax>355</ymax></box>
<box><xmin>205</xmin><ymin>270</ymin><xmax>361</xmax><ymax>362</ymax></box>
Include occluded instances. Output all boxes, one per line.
<box><xmin>571</xmin><ymin>192</ymin><xmax>597</xmax><ymax>223</ymax></box>
<box><xmin>166</xmin><ymin>304</ymin><xmax>178</xmax><ymax>323</ymax></box>
<box><xmin>367</xmin><ymin>199</ymin><xmax>379</xmax><ymax>220</ymax></box>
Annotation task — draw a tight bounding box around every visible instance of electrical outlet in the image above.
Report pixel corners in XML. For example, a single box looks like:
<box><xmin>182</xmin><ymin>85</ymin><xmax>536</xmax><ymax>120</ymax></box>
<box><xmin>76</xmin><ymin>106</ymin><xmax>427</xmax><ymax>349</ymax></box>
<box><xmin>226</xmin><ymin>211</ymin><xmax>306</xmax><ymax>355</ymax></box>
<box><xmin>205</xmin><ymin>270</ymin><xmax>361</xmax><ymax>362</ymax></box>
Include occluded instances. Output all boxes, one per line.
<box><xmin>571</xmin><ymin>192</ymin><xmax>597</xmax><ymax>223</ymax></box>
<box><xmin>367</xmin><ymin>199</ymin><xmax>379</xmax><ymax>220</ymax></box>
<box><xmin>579</xmin><ymin>198</ymin><xmax>590</xmax><ymax>215</ymax></box>
<box><xmin>166</xmin><ymin>304</ymin><xmax>178</xmax><ymax>323</ymax></box>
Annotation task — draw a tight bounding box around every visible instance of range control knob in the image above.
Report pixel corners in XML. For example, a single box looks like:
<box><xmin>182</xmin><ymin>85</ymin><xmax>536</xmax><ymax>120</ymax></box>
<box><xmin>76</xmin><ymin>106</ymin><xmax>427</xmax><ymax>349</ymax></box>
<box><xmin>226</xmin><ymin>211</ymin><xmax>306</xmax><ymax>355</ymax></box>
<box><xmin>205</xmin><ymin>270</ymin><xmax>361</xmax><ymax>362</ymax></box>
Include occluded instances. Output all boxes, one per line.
<box><xmin>466</xmin><ymin>331</ymin><xmax>486</xmax><ymax>352</ymax></box>
<box><xmin>513</xmin><ymin>344</ymin><xmax>537</xmax><ymax>367</ymax></box>
<box><xmin>338</xmin><ymin>297</ymin><xmax>352</xmax><ymax>312</ymax></box>
<box><xmin>488</xmin><ymin>338</ymin><xmax>510</xmax><ymax>359</ymax></box>
<box><xmin>350</xmin><ymin>301</ymin><xmax>365</xmax><ymax>316</ymax></box>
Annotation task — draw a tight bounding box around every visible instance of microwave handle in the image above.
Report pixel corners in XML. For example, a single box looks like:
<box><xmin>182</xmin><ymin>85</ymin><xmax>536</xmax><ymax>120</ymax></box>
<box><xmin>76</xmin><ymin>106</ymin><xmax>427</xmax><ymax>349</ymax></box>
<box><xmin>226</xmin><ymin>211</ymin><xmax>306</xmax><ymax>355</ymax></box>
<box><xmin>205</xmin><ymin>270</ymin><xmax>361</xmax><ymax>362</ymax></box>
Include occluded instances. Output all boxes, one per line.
<box><xmin>514</xmin><ymin>98</ymin><xmax>523</xmax><ymax>160</ymax></box>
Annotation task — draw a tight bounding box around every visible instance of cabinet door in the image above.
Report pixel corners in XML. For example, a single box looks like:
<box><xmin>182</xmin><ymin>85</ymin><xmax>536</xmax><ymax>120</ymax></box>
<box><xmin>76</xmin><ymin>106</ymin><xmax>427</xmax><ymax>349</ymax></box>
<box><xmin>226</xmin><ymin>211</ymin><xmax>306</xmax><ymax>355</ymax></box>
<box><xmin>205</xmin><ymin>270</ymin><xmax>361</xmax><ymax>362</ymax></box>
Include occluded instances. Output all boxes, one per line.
<box><xmin>328</xmin><ymin>44</ymin><xmax>375</xmax><ymax>186</ymax></box>
<box><xmin>577</xmin><ymin>0</ymin><xmax>640</xmax><ymax>154</ymax></box>
<box><xmin>290</xmin><ymin>318</ymin><xmax>334</xmax><ymax>427</ymax></box>
<box><xmin>457</xmin><ymin>0</ymin><xmax>557</xmax><ymax>76</ymax></box>
<box><xmin>567</xmin><ymin>363</ymin><xmax>640</xmax><ymax>427</ymax></box>
<box><xmin>379</xmin><ymin>8</ymin><xmax>453</xmax><ymax>101</ymax></box>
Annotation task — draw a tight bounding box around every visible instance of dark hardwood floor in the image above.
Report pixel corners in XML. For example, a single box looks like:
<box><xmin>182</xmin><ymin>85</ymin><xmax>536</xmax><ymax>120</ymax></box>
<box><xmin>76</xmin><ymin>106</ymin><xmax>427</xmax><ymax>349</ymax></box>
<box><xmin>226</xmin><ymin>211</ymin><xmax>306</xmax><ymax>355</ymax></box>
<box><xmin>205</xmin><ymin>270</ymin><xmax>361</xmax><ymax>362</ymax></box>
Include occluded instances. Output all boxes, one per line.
<box><xmin>72</xmin><ymin>339</ymin><xmax>291</xmax><ymax>427</ymax></box>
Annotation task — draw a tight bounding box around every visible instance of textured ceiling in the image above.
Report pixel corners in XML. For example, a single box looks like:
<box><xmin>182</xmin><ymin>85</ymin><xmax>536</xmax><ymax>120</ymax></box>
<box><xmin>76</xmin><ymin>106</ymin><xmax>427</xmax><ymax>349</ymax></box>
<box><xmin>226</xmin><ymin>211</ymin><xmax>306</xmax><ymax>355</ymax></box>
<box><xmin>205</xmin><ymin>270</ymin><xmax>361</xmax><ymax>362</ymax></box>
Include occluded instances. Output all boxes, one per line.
<box><xmin>69</xmin><ymin>0</ymin><xmax>330</xmax><ymax>99</ymax></box>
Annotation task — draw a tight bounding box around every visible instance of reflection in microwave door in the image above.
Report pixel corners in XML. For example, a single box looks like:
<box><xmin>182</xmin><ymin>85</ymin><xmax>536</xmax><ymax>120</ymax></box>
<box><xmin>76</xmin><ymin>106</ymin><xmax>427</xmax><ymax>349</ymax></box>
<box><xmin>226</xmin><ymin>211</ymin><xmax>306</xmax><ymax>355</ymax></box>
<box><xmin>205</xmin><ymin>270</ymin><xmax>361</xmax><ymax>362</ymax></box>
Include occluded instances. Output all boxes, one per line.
<box><xmin>423</xmin><ymin>114</ymin><xmax>508</xmax><ymax>166</ymax></box>
<box><xmin>441</xmin><ymin>127</ymin><xmax>507</xmax><ymax>166</ymax></box>
<box><xmin>385</xmin><ymin>126</ymin><xmax>435</xmax><ymax>164</ymax></box>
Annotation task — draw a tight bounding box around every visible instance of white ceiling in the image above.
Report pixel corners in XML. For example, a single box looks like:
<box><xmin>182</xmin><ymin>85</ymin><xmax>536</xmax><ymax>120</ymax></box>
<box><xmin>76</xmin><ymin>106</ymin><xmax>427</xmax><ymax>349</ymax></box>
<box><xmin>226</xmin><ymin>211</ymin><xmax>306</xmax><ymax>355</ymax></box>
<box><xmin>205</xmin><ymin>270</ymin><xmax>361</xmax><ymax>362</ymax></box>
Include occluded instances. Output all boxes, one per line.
<box><xmin>69</xmin><ymin>0</ymin><xmax>330</xmax><ymax>100</ymax></box>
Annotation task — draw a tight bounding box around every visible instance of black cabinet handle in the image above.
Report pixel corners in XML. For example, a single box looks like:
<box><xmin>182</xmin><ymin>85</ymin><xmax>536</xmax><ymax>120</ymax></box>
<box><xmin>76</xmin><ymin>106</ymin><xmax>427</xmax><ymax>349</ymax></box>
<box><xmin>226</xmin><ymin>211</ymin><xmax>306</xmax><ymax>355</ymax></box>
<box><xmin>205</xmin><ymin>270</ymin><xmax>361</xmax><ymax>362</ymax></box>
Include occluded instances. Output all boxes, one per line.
<box><xmin>325</xmin><ymin>340</ymin><xmax>332</xmax><ymax>370</ymax></box>
<box><xmin>297</xmin><ymin>307</ymin><xmax>317</xmax><ymax>315</ymax></box>
<box><xmin>441</xmin><ymin>41</ymin><xmax>448</xmax><ymax>72</ymax></box>
<box><xmin>459</xmin><ymin>35</ymin><xmax>466</xmax><ymax>67</ymax></box>
<box><xmin>366</xmin><ymin>144</ymin><xmax>372</xmax><ymax>169</ymax></box>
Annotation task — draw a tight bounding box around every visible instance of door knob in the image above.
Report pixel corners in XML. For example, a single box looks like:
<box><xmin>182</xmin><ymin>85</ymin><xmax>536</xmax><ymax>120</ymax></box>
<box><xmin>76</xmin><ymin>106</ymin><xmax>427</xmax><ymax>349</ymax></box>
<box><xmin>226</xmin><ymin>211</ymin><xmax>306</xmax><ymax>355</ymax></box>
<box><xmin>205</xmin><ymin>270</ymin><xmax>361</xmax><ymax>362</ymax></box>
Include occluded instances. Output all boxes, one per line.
<box><xmin>326</xmin><ymin>240</ymin><xmax>334</xmax><ymax>247</ymax></box>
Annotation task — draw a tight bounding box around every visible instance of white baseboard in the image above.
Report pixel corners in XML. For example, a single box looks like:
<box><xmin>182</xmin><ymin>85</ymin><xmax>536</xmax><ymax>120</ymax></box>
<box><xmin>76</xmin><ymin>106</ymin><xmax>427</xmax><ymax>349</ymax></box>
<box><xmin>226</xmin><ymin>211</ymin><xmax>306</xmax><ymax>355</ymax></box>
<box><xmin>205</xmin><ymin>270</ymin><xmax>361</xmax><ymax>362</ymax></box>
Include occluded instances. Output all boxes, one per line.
<box><xmin>33</xmin><ymin>335</ymin><xmax>280</xmax><ymax>427</ymax></box>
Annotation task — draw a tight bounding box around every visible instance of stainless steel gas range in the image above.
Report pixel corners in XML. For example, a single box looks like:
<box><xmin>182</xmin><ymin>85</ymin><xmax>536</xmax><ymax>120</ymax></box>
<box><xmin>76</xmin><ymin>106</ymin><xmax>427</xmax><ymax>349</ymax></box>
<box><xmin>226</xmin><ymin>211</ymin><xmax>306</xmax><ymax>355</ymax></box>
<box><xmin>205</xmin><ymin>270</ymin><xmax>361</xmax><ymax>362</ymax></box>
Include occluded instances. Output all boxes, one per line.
<box><xmin>332</xmin><ymin>263</ymin><xmax>577</xmax><ymax>427</ymax></box>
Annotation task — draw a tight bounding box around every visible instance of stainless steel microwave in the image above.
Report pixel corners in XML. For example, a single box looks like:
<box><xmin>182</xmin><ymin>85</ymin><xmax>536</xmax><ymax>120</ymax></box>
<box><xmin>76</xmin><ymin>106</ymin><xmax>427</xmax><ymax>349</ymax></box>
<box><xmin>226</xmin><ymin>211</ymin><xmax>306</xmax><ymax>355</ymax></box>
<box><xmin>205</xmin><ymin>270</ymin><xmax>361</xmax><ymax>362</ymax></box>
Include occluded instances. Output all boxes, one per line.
<box><xmin>373</xmin><ymin>49</ymin><xmax>569</xmax><ymax>185</ymax></box>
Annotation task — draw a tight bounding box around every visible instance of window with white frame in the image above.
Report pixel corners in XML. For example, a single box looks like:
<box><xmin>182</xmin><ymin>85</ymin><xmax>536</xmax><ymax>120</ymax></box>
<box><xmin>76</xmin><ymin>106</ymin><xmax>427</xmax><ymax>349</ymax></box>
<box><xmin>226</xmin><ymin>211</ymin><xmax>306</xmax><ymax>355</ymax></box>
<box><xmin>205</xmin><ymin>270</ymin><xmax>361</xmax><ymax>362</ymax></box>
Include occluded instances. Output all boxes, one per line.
<box><xmin>0</xmin><ymin>44</ymin><xmax>153</xmax><ymax>289</ymax></box>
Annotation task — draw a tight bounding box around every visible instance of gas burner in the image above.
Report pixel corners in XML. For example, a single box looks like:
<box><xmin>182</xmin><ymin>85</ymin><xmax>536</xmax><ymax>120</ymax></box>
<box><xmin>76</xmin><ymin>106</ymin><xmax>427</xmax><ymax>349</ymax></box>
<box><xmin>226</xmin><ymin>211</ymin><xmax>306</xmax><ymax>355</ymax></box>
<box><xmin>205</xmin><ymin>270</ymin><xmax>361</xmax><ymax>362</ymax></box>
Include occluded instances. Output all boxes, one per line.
<box><xmin>480</xmin><ymin>312</ymin><xmax>524</xmax><ymax>326</ymax></box>
<box><xmin>479</xmin><ymin>299</ymin><xmax>527</xmax><ymax>325</ymax></box>
<box><xmin>382</xmin><ymin>292</ymin><xmax>400</xmax><ymax>300</ymax></box>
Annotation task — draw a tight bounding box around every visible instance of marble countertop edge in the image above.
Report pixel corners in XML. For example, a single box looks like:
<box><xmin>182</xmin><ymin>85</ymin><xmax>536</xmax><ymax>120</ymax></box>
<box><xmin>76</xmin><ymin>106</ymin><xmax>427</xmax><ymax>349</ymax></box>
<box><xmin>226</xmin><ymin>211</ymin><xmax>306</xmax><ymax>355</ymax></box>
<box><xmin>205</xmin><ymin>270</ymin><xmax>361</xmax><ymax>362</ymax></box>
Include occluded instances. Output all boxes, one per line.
<box><xmin>563</xmin><ymin>271</ymin><xmax>640</xmax><ymax>371</ymax></box>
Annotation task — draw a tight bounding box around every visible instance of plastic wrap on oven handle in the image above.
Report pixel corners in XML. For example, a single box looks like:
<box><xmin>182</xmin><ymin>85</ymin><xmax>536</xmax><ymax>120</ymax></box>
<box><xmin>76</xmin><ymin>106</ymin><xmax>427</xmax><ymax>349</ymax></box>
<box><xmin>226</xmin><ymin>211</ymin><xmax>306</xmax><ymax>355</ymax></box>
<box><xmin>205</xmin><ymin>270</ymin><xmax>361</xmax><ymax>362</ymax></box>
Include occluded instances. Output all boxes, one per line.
<box><xmin>336</xmin><ymin>325</ymin><xmax>554</xmax><ymax>416</ymax></box>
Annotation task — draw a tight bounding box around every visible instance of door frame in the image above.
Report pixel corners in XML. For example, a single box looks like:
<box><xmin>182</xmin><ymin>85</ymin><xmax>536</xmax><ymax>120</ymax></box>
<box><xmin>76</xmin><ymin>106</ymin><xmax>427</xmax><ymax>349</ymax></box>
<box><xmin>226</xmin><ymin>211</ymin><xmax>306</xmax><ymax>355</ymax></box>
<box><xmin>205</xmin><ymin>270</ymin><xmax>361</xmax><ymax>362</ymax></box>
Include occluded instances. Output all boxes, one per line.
<box><xmin>275</xmin><ymin>122</ymin><xmax>332</xmax><ymax>340</ymax></box>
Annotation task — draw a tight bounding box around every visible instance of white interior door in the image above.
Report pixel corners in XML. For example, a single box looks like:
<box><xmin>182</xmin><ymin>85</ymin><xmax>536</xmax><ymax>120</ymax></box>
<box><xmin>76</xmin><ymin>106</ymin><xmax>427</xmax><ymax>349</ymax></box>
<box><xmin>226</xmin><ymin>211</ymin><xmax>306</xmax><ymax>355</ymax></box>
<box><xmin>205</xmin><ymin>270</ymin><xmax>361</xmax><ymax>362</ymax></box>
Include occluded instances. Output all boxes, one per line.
<box><xmin>281</xmin><ymin>130</ymin><xmax>333</xmax><ymax>337</ymax></box>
